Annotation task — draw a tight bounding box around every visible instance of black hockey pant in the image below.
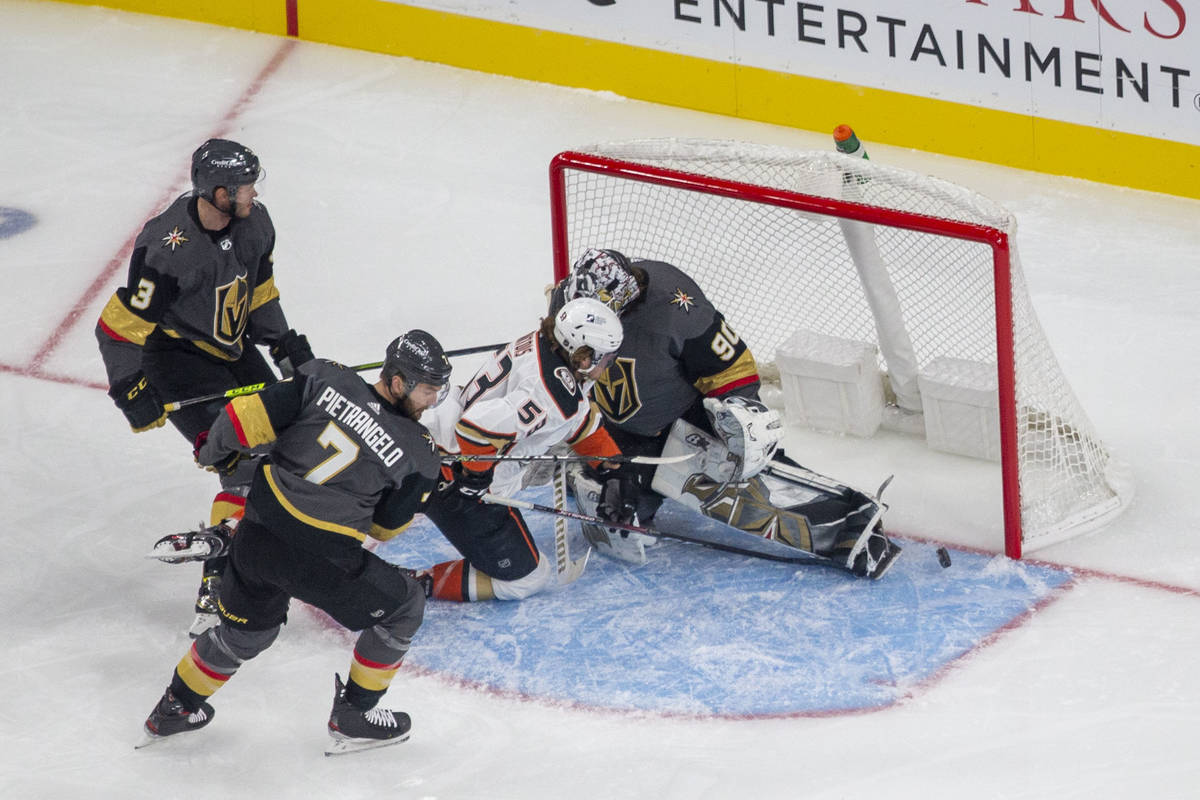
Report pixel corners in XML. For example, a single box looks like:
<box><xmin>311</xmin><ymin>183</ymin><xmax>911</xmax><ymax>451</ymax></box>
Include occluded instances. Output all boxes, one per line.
<box><xmin>170</xmin><ymin>518</ymin><xmax>425</xmax><ymax>712</ymax></box>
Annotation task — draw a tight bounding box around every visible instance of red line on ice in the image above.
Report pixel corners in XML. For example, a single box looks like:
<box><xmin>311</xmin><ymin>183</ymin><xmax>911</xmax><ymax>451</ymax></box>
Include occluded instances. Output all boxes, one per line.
<box><xmin>23</xmin><ymin>38</ymin><xmax>298</xmax><ymax>380</ymax></box>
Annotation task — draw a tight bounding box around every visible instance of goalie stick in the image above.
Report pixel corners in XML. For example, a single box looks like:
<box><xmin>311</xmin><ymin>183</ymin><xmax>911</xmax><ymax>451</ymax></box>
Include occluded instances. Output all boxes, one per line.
<box><xmin>481</xmin><ymin>493</ymin><xmax>845</xmax><ymax>569</ymax></box>
<box><xmin>162</xmin><ymin>341</ymin><xmax>507</xmax><ymax>412</ymax></box>
<box><xmin>484</xmin><ymin>473</ymin><xmax>897</xmax><ymax>576</ymax></box>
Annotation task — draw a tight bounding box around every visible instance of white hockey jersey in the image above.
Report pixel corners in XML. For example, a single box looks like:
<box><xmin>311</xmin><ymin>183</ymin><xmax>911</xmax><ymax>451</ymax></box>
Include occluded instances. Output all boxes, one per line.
<box><xmin>422</xmin><ymin>329</ymin><xmax>619</xmax><ymax>496</ymax></box>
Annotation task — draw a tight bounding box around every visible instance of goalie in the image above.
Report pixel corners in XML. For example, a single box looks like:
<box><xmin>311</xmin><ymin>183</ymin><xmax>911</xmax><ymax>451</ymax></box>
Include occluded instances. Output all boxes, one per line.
<box><xmin>548</xmin><ymin>249</ymin><xmax>901</xmax><ymax>579</ymax></box>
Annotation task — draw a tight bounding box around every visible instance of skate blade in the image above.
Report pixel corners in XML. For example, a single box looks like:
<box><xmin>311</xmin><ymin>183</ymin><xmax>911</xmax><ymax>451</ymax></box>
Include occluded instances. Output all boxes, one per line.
<box><xmin>134</xmin><ymin>725</ymin><xmax>169</xmax><ymax>750</ymax></box>
<box><xmin>324</xmin><ymin>732</ymin><xmax>410</xmax><ymax>756</ymax></box>
<box><xmin>145</xmin><ymin>544</ymin><xmax>211</xmax><ymax>563</ymax></box>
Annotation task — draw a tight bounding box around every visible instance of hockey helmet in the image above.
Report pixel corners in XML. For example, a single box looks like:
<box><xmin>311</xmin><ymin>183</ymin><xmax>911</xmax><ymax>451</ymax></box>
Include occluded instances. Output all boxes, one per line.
<box><xmin>191</xmin><ymin>139</ymin><xmax>263</xmax><ymax>203</ymax></box>
<box><xmin>553</xmin><ymin>297</ymin><xmax>623</xmax><ymax>367</ymax></box>
<box><xmin>384</xmin><ymin>329</ymin><xmax>453</xmax><ymax>392</ymax></box>
<box><xmin>566</xmin><ymin>248</ymin><xmax>640</xmax><ymax>314</ymax></box>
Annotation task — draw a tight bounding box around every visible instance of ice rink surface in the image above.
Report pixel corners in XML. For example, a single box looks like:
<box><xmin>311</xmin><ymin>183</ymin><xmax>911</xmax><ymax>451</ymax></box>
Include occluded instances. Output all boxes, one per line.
<box><xmin>1</xmin><ymin>1</ymin><xmax>1198</xmax><ymax>797</ymax></box>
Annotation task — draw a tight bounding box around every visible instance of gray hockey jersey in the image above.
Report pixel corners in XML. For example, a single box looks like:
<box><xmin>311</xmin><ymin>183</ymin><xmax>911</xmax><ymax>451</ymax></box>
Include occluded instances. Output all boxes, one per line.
<box><xmin>198</xmin><ymin>359</ymin><xmax>440</xmax><ymax>547</ymax></box>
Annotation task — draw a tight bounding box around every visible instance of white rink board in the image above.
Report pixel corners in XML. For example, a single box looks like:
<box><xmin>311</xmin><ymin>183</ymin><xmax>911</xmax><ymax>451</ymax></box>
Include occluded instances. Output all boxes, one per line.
<box><xmin>392</xmin><ymin>0</ymin><xmax>1200</xmax><ymax>144</ymax></box>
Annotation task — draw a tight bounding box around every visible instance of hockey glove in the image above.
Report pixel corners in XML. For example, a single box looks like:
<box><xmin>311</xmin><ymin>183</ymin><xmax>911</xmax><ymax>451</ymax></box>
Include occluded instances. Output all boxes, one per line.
<box><xmin>193</xmin><ymin>430</ymin><xmax>243</xmax><ymax>476</ymax></box>
<box><xmin>270</xmin><ymin>329</ymin><xmax>314</xmax><ymax>378</ymax></box>
<box><xmin>596</xmin><ymin>468</ymin><xmax>639</xmax><ymax>527</ymax></box>
<box><xmin>451</xmin><ymin>461</ymin><xmax>493</xmax><ymax>499</ymax></box>
<box><xmin>109</xmin><ymin>371</ymin><xmax>167</xmax><ymax>433</ymax></box>
<box><xmin>703</xmin><ymin>396</ymin><xmax>784</xmax><ymax>481</ymax></box>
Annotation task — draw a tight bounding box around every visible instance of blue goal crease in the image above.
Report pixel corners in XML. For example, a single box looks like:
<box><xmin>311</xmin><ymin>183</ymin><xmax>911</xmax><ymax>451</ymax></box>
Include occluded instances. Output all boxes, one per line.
<box><xmin>377</xmin><ymin>485</ymin><xmax>1071</xmax><ymax>717</ymax></box>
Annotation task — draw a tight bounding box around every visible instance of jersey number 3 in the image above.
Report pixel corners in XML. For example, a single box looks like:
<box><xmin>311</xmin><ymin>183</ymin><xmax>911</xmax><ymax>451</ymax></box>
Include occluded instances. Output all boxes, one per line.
<box><xmin>129</xmin><ymin>278</ymin><xmax>156</xmax><ymax>311</ymax></box>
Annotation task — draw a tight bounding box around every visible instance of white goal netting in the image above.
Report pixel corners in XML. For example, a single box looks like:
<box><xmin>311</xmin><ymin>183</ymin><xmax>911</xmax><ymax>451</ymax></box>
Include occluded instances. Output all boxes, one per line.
<box><xmin>550</xmin><ymin>138</ymin><xmax>1132</xmax><ymax>555</ymax></box>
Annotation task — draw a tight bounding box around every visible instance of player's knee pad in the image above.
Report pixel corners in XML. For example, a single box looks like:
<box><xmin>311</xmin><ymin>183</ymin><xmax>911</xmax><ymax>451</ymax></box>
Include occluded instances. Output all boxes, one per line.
<box><xmin>197</xmin><ymin>622</ymin><xmax>281</xmax><ymax>668</ymax></box>
<box><xmin>369</xmin><ymin>587</ymin><xmax>424</xmax><ymax>645</ymax></box>
<box><xmin>356</xmin><ymin>614</ymin><xmax>417</xmax><ymax>666</ymax></box>
<box><xmin>487</xmin><ymin>554</ymin><xmax>552</xmax><ymax>601</ymax></box>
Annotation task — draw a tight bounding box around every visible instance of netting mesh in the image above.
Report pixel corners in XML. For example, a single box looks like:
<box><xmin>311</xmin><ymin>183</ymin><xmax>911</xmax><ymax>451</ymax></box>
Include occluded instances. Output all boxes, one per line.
<box><xmin>554</xmin><ymin>139</ymin><xmax>1131</xmax><ymax>551</ymax></box>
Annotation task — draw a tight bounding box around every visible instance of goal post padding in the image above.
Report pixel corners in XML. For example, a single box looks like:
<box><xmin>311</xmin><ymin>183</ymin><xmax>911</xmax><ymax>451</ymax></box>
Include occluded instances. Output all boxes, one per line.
<box><xmin>548</xmin><ymin>139</ymin><xmax>1132</xmax><ymax>558</ymax></box>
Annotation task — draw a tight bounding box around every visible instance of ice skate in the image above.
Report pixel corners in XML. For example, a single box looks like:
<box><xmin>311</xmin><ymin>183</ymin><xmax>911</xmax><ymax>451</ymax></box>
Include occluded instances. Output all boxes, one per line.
<box><xmin>325</xmin><ymin>674</ymin><xmax>411</xmax><ymax>756</ymax></box>
<box><xmin>135</xmin><ymin>688</ymin><xmax>214</xmax><ymax>749</ymax></box>
<box><xmin>146</xmin><ymin>521</ymin><xmax>233</xmax><ymax>564</ymax></box>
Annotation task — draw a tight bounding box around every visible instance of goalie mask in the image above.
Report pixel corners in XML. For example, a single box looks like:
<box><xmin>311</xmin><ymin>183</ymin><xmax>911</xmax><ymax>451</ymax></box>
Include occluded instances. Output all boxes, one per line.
<box><xmin>553</xmin><ymin>297</ymin><xmax>623</xmax><ymax>372</ymax></box>
<box><xmin>703</xmin><ymin>396</ymin><xmax>785</xmax><ymax>481</ymax></box>
<box><xmin>566</xmin><ymin>248</ymin><xmax>640</xmax><ymax>314</ymax></box>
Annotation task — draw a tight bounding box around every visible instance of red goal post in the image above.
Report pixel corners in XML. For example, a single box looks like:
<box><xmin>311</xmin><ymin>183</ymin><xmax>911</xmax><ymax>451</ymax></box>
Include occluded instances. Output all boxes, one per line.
<box><xmin>548</xmin><ymin>140</ymin><xmax>1132</xmax><ymax>559</ymax></box>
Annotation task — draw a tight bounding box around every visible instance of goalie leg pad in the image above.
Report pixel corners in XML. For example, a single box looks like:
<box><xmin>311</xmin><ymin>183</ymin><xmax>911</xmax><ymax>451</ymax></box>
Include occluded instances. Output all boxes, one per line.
<box><xmin>682</xmin><ymin>474</ymin><xmax>815</xmax><ymax>552</ymax></box>
<box><xmin>651</xmin><ymin>419</ymin><xmax>739</xmax><ymax>499</ymax></box>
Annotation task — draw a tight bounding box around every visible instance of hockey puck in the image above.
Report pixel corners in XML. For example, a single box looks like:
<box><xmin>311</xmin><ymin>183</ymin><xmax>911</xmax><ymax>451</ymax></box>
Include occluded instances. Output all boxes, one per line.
<box><xmin>936</xmin><ymin>547</ymin><xmax>952</xmax><ymax>568</ymax></box>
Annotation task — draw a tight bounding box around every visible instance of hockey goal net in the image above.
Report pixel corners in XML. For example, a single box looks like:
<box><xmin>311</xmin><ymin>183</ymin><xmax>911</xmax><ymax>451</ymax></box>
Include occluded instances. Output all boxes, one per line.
<box><xmin>548</xmin><ymin>138</ymin><xmax>1132</xmax><ymax>558</ymax></box>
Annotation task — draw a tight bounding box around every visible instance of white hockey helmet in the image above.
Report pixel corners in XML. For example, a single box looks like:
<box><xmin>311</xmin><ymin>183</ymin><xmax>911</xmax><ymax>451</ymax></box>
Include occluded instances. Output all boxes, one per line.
<box><xmin>553</xmin><ymin>297</ymin><xmax>623</xmax><ymax>365</ymax></box>
<box><xmin>566</xmin><ymin>248</ymin><xmax>641</xmax><ymax>314</ymax></box>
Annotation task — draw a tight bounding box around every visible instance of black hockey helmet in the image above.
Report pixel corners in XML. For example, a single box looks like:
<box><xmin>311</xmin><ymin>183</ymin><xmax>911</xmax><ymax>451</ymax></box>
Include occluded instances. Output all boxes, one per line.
<box><xmin>191</xmin><ymin>138</ymin><xmax>262</xmax><ymax>203</ymax></box>
<box><xmin>383</xmin><ymin>329</ymin><xmax>452</xmax><ymax>392</ymax></box>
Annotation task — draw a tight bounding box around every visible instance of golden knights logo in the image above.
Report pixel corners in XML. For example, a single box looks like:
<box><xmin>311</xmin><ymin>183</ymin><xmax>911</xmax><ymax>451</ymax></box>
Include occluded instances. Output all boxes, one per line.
<box><xmin>591</xmin><ymin>357</ymin><xmax>640</xmax><ymax>424</ymax></box>
<box><xmin>213</xmin><ymin>274</ymin><xmax>250</xmax><ymax>346</ymax></box>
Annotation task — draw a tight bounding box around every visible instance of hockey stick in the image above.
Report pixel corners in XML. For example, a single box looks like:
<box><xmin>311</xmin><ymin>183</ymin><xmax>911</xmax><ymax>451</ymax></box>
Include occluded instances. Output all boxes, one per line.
<box><xmin>551</xmin><ymin>463</ymin><xmax>590</xmax><ymax>587</ymax></box>
<box><xmin>444</xmin><ymin>452</ymin><xmax>696</xmax><ymax>466</ymax></box>
<box><xmin>481</xmin><ymin>493</ymin><xmax>840</xmax><ymax>568</ymax></box>
<box><xmin>162</xmin><ymin>341</ymin><xmax>506</xmax><ymax>412</ymax></box>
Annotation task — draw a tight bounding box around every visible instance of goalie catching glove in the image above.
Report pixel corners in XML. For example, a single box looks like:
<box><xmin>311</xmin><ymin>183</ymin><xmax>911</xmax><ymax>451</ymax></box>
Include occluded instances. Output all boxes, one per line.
<box><xmin>702</xmin><ymin>396</ymin><xmax>784</xmax><ymax>482</ymax></box>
